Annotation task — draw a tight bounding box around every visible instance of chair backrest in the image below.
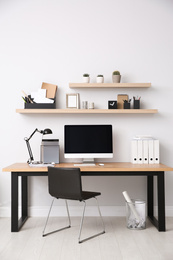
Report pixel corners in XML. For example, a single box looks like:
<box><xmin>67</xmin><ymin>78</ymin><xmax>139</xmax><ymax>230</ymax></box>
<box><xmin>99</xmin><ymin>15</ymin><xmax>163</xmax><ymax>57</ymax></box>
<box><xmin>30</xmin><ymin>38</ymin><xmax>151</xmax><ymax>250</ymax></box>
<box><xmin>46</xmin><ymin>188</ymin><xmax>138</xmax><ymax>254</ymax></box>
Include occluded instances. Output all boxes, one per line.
<box><xmin>48</xmin><ymin>167</ymin><xmax>83</xmax><ymax>201</ymax></box>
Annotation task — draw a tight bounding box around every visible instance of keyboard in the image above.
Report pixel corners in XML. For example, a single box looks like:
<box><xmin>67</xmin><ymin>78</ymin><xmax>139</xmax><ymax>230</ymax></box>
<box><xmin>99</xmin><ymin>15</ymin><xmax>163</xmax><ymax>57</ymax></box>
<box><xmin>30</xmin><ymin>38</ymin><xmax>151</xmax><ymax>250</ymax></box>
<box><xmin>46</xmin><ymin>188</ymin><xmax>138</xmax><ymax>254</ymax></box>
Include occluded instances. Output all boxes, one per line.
<box><xmin>29</xmin><ymin>163</ymin><xmax>55</xmax><ymax>167</ymax></box>
<box><xmin>74</xmin><ymin>163</ymin><xmax>96</xmax><ymax>166</ymax></box>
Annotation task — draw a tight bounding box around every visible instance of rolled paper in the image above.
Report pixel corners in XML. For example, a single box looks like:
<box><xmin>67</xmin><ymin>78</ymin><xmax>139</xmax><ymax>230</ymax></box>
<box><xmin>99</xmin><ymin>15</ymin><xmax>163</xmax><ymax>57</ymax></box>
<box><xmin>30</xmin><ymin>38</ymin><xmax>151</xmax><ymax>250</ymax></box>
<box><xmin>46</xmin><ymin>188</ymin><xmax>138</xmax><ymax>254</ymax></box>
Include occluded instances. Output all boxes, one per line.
<box><xmin>122</xmin><ymin>191</ymin><xmax>140</xmax><ymax>222</ymax></box>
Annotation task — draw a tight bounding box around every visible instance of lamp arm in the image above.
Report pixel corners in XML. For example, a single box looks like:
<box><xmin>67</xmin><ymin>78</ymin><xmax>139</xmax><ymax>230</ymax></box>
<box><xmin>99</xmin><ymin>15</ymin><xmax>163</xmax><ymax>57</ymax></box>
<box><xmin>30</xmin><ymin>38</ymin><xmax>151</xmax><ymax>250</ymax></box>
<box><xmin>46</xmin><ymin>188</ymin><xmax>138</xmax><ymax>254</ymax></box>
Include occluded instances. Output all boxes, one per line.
<box><xmin>25</xmin><ymin>138</ymin><xmax>34</xmax><ymax>163</ymax></box>
<box><xmin>27</xmin><ymin>128</ymin><xmax>40</xmax><ymax>141</ymax></box>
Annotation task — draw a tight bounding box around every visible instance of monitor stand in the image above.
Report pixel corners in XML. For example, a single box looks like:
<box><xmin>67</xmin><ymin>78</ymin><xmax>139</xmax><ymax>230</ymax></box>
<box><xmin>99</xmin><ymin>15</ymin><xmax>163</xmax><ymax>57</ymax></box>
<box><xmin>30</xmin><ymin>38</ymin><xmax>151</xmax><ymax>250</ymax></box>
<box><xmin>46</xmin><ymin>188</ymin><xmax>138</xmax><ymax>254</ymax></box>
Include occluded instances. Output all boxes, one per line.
<box><xmin>74</xmin><ymin>158</ymin><xmax>96</xmax><ymax>167</ymax></box>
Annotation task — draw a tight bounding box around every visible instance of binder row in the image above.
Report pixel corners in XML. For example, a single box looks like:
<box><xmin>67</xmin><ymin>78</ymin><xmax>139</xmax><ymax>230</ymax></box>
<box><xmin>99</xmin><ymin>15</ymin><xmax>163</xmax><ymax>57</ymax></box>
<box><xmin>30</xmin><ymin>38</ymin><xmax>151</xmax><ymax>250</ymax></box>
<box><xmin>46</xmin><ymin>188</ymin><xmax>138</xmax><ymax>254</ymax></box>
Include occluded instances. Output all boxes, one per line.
<box><xmin>131</xmin><ymin>138</ymin><xmax>159</xmax><ymax>164</ymax></box>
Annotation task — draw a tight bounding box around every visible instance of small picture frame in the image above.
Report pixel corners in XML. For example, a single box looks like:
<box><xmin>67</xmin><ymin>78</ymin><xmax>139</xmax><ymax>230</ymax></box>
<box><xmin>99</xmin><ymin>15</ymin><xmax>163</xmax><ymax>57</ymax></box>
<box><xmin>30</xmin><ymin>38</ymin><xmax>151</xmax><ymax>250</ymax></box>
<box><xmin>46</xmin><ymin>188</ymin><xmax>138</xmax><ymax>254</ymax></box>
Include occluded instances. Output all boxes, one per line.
<box><xmin>66</xmin><ymin>93</ymin><xmax>79</xmax><ymax>109</ymax></box>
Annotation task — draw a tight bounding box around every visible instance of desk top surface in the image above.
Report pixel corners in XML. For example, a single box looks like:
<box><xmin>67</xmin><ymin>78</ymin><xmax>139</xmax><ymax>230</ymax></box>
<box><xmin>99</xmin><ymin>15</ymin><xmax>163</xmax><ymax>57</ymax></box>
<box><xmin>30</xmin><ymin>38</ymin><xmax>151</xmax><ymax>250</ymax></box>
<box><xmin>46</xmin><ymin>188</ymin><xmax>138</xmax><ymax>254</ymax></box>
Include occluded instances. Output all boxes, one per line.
<box><xmin>2</xmin><ymin>162</ymin><xmax>173</xmax><ymax>172</ymax></box>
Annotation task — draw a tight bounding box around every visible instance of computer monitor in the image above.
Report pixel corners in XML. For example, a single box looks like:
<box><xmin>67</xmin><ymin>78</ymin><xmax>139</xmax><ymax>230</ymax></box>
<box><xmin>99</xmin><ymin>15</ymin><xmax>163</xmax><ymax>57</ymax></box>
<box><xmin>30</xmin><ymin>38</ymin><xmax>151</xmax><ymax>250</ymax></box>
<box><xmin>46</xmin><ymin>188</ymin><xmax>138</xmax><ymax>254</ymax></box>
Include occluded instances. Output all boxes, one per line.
<box><xmin>64</xmin><ymin>125</ymin><xmax>113</xmax><ymax>165</ymax></box>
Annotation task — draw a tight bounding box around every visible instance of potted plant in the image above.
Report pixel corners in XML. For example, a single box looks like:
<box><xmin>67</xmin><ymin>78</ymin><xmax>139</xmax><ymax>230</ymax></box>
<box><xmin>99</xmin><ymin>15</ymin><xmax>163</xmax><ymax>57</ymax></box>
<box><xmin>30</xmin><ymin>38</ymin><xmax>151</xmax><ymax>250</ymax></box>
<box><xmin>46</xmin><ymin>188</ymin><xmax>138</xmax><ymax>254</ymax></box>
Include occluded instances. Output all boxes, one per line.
<box><xmin>96</xmin><ymin>74</ymin><xmax>104</xmax><ymax>83</ymax></box>
<box><xmin>112</xmin><ymin>71</ymin><xmax>121</xmax><ymax>83</ymax></box>
<box><xmin>83</xmin><ymin>73</ymin><xmax>90</xmax><ymax>83</ymax></box>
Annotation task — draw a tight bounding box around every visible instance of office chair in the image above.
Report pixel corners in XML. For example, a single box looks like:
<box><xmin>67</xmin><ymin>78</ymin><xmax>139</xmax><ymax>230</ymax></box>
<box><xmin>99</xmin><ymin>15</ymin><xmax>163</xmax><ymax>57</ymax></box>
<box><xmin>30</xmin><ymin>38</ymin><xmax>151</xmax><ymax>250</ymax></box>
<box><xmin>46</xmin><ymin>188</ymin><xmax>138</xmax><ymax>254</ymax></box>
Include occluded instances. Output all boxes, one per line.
<box><xmin>42</xmin><ymin>167</ymin><xmax>105</xmax><ymax>243</ymax></box>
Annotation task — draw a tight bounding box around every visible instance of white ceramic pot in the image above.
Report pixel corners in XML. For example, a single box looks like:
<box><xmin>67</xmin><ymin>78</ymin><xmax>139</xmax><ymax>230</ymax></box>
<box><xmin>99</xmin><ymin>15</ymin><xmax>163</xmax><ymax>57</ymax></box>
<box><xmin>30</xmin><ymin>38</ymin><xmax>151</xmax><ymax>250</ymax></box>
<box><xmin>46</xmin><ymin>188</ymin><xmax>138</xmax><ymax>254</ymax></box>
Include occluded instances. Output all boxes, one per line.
<box><xmin>96</xmin><ymin>76</ymin><xmax>104</xmax><ymax>83</ymax></box>
<box><xmin>83</xmin><ymin>76</ymin><xmax>90</xmax><ymax>83</ymax></box>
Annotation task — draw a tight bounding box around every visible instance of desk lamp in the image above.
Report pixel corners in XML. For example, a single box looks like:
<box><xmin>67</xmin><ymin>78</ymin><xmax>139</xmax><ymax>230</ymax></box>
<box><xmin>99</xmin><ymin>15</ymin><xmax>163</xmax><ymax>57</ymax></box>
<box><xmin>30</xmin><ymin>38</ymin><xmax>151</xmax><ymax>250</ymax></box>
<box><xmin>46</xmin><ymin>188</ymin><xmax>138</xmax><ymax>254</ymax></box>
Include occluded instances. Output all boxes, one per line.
<box><xmin>24</xmin><ymin>128</ymin><xmax>52</xmax><ymax>164</ymax></box>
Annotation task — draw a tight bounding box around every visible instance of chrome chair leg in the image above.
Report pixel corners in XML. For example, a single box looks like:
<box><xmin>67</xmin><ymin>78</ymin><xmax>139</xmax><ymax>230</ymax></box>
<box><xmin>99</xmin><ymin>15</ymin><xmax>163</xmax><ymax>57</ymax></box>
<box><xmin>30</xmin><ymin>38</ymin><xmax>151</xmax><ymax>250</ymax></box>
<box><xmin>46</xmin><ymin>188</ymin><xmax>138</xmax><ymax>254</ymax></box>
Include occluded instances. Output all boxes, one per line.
<box><xmin>95</xmin><ymin>197</ymin><xmax>105</xmax><ymax>233</ymax></box>
<box><xmin>78</xmin><ymin>201</ymin><xmax>86</xmax><ymax>243</ymax></box>
<box><xmin>65</xmin><ymin>199</ymin><xmax>71</xmax><ymax>227</ymax></box>
<box><xmin>78</xmin><ymin>198</ymin><xmax>105</xmax><ymax>243</ymax></box>
<box><xmin>42</xmin><ymin>198</ymin><xmax>71</xmax><ymax>237</ymax></box>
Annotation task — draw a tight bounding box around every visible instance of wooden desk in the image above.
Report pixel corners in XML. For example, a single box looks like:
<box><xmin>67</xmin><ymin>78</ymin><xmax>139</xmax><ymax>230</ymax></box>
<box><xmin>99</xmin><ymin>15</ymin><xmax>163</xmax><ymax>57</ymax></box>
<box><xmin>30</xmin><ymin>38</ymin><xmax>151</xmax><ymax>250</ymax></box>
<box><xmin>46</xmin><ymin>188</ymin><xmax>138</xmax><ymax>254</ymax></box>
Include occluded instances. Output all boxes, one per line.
<box><xmin>3</xmin><ymin>162</ymin><xmax>173</xmax><ymax>232</ymax></box>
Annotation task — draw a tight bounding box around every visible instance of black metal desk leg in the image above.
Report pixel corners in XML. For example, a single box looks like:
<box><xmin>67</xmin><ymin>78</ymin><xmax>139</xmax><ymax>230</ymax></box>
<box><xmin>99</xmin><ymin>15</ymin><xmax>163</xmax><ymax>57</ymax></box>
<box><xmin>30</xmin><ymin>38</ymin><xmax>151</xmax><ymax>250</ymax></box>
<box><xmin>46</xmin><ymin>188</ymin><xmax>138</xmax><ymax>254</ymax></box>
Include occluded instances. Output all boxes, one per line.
<box><xmin>157</xmin><ymin>172</ymin><xmax>166</xmax><ymax>231</ymax></box>
<box><xmin>11</xmin><ymin>173</ymin><xmax>28</xmax><ymax>232</ymax></box>
<box><xmin>11</xmin><ymin>172</ymin><xmax>19</xmax><ymax>232</ymax></box>
<box><xmin>18</xmin><ymin>174</ymin><xmax>28</xmax><ymax>231</ymax></box>
<box><xmin>147</xmin><ymin>175</ymin><xmax>154</xmax><ymax>218</ymax></box>
<box><xmin>22</xmin><ymin>176</ymin><xmax>28</xmax><ymax>219</ymax></box>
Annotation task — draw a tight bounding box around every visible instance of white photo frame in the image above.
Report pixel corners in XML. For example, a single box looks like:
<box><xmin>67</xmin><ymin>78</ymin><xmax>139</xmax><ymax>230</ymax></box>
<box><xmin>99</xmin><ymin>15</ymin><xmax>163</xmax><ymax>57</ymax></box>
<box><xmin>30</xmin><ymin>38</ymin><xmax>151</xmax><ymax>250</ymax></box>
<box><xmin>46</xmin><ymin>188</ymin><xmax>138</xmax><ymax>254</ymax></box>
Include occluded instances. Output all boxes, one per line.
<box><xmin>66</xmin><ymin>93</ymin><xmax>79</xmax><ymax>109</ymax></box>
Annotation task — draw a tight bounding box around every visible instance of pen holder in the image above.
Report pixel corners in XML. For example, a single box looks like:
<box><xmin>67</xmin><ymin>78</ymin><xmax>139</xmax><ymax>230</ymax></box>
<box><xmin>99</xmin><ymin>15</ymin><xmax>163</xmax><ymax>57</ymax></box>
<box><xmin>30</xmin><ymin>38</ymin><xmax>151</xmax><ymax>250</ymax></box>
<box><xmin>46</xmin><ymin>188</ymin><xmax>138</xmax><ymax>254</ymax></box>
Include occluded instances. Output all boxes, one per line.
<box><xmin>133</xmin><ymin>100</ymin><xmax>140</xmax><ymax>109</ymax></box>
<box><xmin>25</xmin><ymin>96</ymin><xmax>56</xmax><ymax>109</ymax></box>
<box><xmin>124</xmin><ymin>102</ymin><xmax>130</xmax><ymax>109</ymax></box>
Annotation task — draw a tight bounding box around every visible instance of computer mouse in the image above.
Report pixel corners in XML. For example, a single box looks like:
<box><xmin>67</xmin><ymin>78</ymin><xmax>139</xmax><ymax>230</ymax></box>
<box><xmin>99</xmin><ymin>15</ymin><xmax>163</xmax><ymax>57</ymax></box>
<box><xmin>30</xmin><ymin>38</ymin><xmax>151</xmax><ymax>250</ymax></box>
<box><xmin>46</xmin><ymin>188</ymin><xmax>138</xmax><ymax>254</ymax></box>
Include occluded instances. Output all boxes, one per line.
<box><xmin>99</xmin><ymin>163</ymin><xmax>104</xmax><ymax>166</ymax></box>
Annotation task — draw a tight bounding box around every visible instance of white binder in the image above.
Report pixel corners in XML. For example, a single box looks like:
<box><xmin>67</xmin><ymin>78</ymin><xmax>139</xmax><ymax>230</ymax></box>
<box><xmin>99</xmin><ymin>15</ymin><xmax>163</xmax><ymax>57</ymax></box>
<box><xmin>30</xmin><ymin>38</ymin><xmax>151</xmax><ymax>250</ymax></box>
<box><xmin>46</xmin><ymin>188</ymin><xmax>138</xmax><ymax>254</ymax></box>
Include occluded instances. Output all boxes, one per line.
<box><xmin>131</xmin><ymin>140</ymin><xmax>138</xmax><ymax>164</ymax></box>
<box><xmin>143</xmin><ymin>140</ymin><xmax>149</xmax><ymax>164</ymax></box>
<box><xmin>137</xmin><ymin>140</ymin><xmax>143</xmax><ymax>164</ymax></box>
<box><xmin>154</xmin><ymin>139</ymin><xmax>159</xmax><ymax>164</ymax></box>
<box><xmin>149</xmin><ymin>139</ymin><xmax>154</xmax><ymax>164</ymax></box>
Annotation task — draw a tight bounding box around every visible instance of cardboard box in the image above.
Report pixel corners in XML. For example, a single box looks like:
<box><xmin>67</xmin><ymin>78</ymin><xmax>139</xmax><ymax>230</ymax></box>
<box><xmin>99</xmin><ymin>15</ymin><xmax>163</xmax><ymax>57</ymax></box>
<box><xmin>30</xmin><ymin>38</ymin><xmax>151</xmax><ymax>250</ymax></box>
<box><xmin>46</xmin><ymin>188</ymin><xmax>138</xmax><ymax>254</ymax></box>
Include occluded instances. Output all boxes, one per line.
<box><xmin>117</xmin><ymin>94</ymin><xmax>128</xmax><ymax>109</ymax></box>
<box><xmin>41</xmin><ymin>82</ymin><xmax>57</xmax><ymax>99</ymax></box>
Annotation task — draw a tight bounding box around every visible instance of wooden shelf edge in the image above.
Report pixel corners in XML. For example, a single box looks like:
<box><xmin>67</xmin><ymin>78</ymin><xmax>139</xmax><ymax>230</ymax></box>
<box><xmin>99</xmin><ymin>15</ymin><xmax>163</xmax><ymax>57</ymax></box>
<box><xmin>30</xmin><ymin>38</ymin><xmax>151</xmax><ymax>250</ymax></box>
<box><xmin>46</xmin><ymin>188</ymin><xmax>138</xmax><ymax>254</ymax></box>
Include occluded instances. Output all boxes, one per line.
<box><xmin>69</xmin><ymin>83</ymin><xmax>151</xmax><ymax>88</ymax></box>
<box><xmin>16</xmin><ymin>109</ymin><xmax>158</xmax><ymax>114</ymax></box>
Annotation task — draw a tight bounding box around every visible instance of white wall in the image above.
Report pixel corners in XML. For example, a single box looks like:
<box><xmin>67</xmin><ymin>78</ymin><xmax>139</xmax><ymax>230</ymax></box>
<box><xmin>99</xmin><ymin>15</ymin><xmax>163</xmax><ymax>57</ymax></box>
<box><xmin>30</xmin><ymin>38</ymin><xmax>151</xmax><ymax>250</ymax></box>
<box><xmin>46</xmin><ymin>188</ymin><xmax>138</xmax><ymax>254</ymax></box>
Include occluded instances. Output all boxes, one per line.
<box><xmin>0</xmin><ymin>0</ymin><xmax>173</xmax><ymax>216</ymax></box>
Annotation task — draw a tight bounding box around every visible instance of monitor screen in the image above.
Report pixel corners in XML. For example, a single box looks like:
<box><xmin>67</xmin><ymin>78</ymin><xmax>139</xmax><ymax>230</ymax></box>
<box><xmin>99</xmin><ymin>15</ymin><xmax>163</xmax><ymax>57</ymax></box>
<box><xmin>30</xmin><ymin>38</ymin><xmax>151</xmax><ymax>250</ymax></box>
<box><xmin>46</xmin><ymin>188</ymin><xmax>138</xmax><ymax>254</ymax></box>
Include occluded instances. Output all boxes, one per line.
<box><xmin>64</xmin><ymin>125</ymin><xmax>113</xmax><ymax>160</ymax></box>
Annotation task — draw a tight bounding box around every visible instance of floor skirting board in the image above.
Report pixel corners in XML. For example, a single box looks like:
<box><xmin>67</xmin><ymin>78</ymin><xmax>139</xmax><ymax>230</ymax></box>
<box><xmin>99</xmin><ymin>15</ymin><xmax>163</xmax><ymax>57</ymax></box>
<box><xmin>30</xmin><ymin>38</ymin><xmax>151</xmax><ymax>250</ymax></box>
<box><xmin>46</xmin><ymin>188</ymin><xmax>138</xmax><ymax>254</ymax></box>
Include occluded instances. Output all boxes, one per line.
<box><xmin>1</xmin><ymin>206</ymin><xmax>173</xmax><ymax>217</ymax></box>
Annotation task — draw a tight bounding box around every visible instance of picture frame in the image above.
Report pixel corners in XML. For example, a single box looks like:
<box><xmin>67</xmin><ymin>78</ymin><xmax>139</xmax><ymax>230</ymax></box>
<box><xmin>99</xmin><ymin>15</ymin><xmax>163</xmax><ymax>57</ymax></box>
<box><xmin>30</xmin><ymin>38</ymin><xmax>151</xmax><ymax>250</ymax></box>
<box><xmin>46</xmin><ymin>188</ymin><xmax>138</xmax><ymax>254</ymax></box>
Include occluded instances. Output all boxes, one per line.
<box><xmin>66</xmin><ymin>93</ymin><xmax>79</xmax><ymax>109</ymax></box>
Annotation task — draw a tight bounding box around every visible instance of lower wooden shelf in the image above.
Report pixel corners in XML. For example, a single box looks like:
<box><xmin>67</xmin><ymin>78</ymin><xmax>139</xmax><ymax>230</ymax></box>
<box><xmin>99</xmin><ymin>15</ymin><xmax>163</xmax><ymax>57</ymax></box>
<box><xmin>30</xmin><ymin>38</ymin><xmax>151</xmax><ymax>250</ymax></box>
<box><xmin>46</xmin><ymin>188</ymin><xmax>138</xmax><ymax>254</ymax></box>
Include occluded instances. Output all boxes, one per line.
<box><xmin>16</xmin><ymin>109</ymin><xmax>158</xmax><ymax>114</ymax></box>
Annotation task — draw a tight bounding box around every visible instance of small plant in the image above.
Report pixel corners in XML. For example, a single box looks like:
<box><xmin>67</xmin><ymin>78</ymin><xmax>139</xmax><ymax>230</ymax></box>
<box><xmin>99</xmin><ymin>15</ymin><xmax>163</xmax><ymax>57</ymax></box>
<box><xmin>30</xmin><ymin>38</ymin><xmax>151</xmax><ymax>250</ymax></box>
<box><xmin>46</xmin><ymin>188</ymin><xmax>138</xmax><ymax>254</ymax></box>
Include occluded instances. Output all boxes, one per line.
<box><xmin>83</xmin><ymin>73</ymin><xmax>90</xmax><ymax>83</ymax></box>
<box><xmin>112</xmin><ymin>70</ymin><xmax>121</xmax><ymax>83</ymax></box>
<box><xmin>97</xmin><ymin>74</ymin><xmax>103</xmax><ymax>77</ymax></box>
<box><xmin>112</xmin><ymin>71</ymin><xmax>120</xmax><ymax>75</ymax></box>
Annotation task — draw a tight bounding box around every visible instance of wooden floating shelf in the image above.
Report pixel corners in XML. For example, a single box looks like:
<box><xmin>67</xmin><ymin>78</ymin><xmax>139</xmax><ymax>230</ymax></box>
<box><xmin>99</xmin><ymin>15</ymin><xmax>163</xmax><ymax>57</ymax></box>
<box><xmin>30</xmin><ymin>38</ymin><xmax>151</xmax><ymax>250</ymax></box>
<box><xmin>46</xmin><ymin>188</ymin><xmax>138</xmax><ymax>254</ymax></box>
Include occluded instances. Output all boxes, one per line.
<box><xmin>16</xmin><ymin>109</ymin><xmax>158</xmax><ymax>114</ymax></box>
<box><xmin>69</xmin><ymin>83</ymin><xmax>151</xmax><ymax>88</ymax></box>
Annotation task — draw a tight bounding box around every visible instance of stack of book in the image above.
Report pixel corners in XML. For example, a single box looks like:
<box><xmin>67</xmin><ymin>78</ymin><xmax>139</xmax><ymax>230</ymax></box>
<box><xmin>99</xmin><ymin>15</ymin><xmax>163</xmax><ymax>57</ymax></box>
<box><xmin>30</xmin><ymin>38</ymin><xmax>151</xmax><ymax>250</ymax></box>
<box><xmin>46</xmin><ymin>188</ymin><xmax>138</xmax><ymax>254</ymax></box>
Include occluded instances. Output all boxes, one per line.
<box><xmin>131</xmin><ymin>135</ymin><xmax>159</xmax><ymax>164</ymax></box>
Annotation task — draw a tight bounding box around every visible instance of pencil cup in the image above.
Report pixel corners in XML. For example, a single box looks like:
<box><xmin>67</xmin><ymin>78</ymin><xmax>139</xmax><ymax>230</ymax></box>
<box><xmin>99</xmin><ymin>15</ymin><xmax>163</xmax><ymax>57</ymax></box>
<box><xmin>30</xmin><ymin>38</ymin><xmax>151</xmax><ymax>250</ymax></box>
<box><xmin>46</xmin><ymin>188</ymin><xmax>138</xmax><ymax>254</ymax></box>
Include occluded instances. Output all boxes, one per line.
<box><xmin>124</xmin><ymin>102</ymin><xmax>130</xmax><ymax>109</ymax></box>
<box><xmin>133</xmin><ymin>100</ymin><xmax>140</xmax><ymax>109</ymax></box>
<box><xmin>126</xmin><ymin>199</ymin><xmax>146</xmax><ymax>230</ymax></box>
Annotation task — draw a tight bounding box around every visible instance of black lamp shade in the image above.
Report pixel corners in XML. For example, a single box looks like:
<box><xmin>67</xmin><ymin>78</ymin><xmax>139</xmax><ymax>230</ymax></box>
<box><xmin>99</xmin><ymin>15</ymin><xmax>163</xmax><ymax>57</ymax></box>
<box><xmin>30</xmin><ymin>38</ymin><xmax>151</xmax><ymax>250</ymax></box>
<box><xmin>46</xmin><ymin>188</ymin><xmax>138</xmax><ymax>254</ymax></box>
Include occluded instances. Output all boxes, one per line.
<box><xmin>43</xmin><ymin>128</ymin><xmax>52</xmax><ymax>135</ymax></box>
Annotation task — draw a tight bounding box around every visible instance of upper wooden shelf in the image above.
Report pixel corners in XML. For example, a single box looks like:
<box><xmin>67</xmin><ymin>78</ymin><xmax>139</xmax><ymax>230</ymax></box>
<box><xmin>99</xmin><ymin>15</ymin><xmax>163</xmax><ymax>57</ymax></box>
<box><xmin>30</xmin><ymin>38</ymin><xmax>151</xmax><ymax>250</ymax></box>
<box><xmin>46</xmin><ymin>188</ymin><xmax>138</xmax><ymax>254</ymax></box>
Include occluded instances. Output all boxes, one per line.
<box><xmin>69</xmin><ymin>83</ymin><xmax>151</xmax><ymax>88</ymax></box>
<box><xmin>16</xmin><ymin>109</ymin><xmax>158</xmax><ymax>114</ymax></box>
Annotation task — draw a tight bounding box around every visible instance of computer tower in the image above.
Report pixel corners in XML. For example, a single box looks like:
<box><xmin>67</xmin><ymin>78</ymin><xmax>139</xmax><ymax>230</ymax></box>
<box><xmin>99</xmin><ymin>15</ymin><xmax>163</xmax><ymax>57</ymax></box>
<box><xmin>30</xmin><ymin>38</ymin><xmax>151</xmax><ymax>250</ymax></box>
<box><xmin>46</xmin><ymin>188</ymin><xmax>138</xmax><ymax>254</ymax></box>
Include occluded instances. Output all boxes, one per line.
<box><xmin>40</xmin><ymin>139</ymin><xmax>60</xmax><ymax>163</ymax></box>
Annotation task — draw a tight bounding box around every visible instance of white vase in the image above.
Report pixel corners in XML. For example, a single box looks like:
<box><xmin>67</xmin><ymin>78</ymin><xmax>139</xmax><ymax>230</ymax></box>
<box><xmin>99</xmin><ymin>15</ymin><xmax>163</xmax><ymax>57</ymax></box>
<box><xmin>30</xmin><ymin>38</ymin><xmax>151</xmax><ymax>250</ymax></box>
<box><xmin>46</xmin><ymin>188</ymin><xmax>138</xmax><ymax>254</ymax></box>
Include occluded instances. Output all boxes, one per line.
<box><xmin>83</xmin><ymin>76</ymin><xmax>90</xmax><ymax>83</ymax></box>
<box><xmin>96</xmin><ymin>76</ymin><xmax>104</xmax><ymax>83</ymax></box>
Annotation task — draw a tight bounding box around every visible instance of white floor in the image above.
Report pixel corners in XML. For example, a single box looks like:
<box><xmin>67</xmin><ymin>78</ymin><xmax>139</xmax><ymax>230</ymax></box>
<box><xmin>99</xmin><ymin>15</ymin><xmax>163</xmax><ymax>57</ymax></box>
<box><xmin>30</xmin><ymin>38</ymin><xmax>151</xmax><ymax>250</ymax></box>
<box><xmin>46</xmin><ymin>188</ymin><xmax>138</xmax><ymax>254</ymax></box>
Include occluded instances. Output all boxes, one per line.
<box><xmin>0</xmin><ymin>217</ymin><xmax>173</xmax><ymax>260</ymax></box>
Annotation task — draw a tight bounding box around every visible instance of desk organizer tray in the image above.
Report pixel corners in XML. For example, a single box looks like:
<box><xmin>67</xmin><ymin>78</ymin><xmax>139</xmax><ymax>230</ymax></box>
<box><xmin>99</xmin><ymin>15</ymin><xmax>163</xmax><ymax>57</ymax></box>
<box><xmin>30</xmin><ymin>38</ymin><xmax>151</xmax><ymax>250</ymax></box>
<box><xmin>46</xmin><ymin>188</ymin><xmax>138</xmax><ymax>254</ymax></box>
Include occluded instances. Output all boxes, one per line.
<box><xmin>25</xmin><ymin>97</ymin><xmax>56</xmax><ymax>109</ymax></box>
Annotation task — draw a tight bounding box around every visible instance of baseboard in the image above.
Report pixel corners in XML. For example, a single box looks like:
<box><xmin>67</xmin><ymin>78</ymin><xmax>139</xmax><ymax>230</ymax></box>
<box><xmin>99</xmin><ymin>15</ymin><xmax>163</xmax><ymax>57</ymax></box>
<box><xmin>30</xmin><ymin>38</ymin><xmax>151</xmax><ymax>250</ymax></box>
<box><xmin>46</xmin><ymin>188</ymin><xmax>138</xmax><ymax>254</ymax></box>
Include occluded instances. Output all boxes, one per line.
<box><xmin>1</xmin><ymin>206</ymin><xmax>173</xmax><ymax>217</ymax></box>
<box><xmin>28</xmin><ymin>206</ymin><xmax>126</xmax><ymax>217</ymax></box>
